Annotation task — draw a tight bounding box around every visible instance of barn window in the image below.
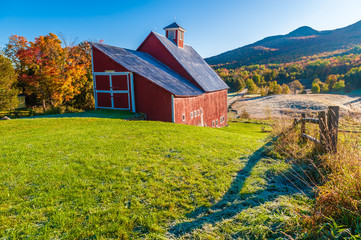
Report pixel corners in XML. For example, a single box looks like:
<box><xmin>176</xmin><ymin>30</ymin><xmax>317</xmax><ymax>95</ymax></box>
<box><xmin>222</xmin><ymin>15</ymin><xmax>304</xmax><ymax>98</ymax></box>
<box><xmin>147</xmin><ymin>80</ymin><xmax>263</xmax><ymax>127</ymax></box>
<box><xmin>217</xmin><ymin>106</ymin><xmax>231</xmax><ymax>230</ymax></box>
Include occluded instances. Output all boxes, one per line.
<box><xmin>179</xmin><ymin>31</ymin><xmax>184</xmax><ymax>40</ymax></box>
<box><xmin>216</xmin><ymin>120</ymin><xmax>218</xmax><ymax>126</ymax></box>
<box><xmin>168</xmin><ymin>30</ymin><xmax>175</xmax><ymax>39</ymax></box>
<box><xmin>190</xmin><ymin>112</ymin><xmax>193</xmax><ymax>118</ymax></box>
<box><xmin>220</xmin><ymin>117</ymin><xmax>222</xmax><ymax>123</ymax></box>
<box><xmin>212</xmin><ymin>121</ymin><xmax>215</xmax><ymax>127</ymax></box>
<box><xmin>182</xmin><ymin>114</ymin><xmax>186</xmax><ymax>122</ymax></box>
<box><xmin>197</xmin><ymin>110</ymin><xmax>200</xmax><ymax>116</ymax></box>
<box><xmin>201</xmin><ymin>109</ymin><xmax>203</xmax><ymax>114</ymax></box>
<box><xmin>223</xmin><ymin>116</ymin><xmax>225</xmax><ymax>122</ymax></box>
<box><xmin>194</xmin><ymin>111</ymin><xmax>197</xmax><ymax>117</ymax></box>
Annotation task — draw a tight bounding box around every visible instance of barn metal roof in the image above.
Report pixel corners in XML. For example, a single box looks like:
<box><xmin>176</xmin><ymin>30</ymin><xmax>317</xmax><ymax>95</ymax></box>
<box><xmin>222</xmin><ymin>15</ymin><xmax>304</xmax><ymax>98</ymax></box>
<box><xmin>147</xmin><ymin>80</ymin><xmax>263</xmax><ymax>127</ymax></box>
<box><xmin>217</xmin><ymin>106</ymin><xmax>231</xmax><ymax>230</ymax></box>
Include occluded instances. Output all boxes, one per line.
<box><xmin>152</xmin><ymin>32</ymin><xmax>229</xmax><ymax>92</ymax></box>
<box><xmin>163</xmin><ymin>22</ymin><xmax>186</xmax><ymax>31</ymax></box>
<box><xmin>91</xmin><ymin>42</ymin><xmax>203</xmax><ymax>96</ymax></box>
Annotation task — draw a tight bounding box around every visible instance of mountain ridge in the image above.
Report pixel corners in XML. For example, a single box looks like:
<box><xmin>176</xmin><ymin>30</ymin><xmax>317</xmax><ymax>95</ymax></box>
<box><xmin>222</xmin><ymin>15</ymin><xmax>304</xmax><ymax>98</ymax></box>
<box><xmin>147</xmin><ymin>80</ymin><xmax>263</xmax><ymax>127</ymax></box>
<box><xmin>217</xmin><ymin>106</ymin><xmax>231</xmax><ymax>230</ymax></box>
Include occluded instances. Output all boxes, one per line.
<box><xmin>206</xmin><ymin>20</ymin><xmax>361</xmax><ymax>67</ymax></box>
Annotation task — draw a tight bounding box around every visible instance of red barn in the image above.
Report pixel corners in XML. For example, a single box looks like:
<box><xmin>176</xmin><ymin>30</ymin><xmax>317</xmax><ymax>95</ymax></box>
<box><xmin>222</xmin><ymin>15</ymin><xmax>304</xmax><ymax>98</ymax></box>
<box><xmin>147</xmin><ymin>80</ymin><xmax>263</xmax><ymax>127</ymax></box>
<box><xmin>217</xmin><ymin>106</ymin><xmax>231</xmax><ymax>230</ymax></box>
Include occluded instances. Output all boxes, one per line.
<box><xmin>91</xmin><ymin>22</ymin><xmax>229</xmax><ymax>127</ymax></box>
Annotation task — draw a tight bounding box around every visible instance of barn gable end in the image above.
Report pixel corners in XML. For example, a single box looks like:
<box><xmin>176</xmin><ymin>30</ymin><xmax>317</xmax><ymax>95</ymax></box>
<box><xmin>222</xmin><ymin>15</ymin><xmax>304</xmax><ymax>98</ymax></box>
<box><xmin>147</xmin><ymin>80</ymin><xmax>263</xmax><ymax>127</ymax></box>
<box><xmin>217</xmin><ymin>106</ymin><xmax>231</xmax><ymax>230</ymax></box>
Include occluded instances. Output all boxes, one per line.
<box><xmin>90</xmin><ymin>22</ymin><xmax>229</xmax><ymax>127</ymax></box>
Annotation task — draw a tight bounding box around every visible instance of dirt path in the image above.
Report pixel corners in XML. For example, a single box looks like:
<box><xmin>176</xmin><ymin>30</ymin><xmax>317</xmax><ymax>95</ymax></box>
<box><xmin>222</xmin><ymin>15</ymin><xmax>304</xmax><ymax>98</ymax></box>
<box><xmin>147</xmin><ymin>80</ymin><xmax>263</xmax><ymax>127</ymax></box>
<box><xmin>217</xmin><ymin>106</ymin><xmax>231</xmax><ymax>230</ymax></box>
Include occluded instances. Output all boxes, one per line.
<box><xmin>230</xmin><ymin>93</ymin><xmax>361</xmax><ymax>119</ymax></box>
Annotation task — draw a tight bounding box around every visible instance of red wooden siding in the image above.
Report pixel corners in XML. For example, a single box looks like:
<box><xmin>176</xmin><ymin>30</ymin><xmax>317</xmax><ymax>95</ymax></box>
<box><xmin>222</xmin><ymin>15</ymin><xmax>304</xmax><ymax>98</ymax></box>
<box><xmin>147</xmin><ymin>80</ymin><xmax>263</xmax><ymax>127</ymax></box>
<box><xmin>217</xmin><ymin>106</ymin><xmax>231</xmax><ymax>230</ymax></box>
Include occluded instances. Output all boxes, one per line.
<box><xmin>112</xmin><ymin>75</ymin><xmax>128</xmax><ymax>91</ymax></box>
<box><xmin>93</xmin><ymin>47</ymin><xmax>129</xmax><ymax>72</ymax></box>
<box><xmin>92</xmin><ymin>47</ymin><xmax>134</xmax><ymax>111</ymax></box>
<box><xmin>173</xmin><ymin>90</ymin><xmax>228</xmax><ymax>127</ymax></box>
<box><xmin>113</xmin><ymin>93</ymin><xmax>129</xmax><ymax>109</ymax></box>
<box><xmin>95</xmin><ymin>75</ymin><xmax>110</xmax><ymax>90</ymax></box>
<box><xmin>97</xmin><ymin>92</ymin><xmax>112</xmax><ymax>108</ymax></box>
<box><xmin>134</xmin><ymin>74</ymin><xmax>172</xmax><ymax>122</ymax></box>
<box><xmin>138</xmin><ymin>33</ymin><xmax>202</xmax><ymax>90</ymax></box>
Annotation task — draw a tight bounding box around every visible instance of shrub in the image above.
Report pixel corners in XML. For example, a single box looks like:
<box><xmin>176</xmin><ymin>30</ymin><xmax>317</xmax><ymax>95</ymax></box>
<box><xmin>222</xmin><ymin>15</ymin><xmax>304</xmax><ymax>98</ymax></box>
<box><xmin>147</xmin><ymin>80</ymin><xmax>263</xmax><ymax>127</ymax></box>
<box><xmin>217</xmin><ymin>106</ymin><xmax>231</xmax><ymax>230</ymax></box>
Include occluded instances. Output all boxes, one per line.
<box><xmin>239</xmin><ymin>109</ymin><xmax>250</xmax><ymax>119</ymax></box>
<box><xmin>271</xmin><ymin>117</ymin><xmax>361</xmax><ymax>238</ymax></box>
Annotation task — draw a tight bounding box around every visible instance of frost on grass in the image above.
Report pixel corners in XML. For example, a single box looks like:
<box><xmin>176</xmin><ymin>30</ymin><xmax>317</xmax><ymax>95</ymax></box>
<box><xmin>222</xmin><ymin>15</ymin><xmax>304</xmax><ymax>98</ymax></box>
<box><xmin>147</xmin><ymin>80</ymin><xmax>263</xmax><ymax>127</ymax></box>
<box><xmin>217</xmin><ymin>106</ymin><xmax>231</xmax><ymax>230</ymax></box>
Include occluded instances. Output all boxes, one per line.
<box><xmin>167</xmin><ymin>145</ymin><xmax>312</xmax><ymax>239</ymax></box>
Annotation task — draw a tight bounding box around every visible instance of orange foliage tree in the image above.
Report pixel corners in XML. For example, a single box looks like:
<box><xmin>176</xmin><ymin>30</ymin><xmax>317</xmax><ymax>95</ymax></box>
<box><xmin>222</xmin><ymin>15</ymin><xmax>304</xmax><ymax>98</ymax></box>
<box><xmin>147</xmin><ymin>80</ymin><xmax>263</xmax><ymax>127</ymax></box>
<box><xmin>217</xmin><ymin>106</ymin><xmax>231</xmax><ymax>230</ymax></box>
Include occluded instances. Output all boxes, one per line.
<box><xmin>5</xmin><ymin>33</ymin><xmax>93</xmax><ymax>111</ymax></box>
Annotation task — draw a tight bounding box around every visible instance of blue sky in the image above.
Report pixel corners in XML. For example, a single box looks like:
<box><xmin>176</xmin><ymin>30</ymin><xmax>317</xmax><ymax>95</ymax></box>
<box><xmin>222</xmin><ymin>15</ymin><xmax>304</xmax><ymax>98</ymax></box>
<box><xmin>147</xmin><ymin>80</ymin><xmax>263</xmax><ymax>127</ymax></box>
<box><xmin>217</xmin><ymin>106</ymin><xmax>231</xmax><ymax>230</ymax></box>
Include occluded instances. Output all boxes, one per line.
<box><xmin>1</xmin><ymin>0</ymin><xmax>361</xmax><ymax>58</ymax></box>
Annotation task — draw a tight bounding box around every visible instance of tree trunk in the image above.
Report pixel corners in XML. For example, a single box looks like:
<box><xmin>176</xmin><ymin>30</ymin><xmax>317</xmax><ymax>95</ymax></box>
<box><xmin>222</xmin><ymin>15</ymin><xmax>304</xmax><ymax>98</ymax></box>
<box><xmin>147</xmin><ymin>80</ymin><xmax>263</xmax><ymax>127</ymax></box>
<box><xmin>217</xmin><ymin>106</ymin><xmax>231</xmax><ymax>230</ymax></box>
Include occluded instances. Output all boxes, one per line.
<box><xmin>42</xmin><ymin>99</ymin><xmax>46</xmax><ymax>112</ymax></box>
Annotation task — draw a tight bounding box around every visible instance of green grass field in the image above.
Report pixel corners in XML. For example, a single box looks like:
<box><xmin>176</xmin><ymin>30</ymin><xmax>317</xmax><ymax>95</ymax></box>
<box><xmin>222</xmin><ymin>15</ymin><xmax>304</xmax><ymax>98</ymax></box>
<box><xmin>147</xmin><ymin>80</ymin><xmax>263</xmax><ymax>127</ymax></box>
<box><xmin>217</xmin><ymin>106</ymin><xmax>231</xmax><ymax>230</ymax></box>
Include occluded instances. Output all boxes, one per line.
<box><xmin>0</xmin><ymin>112</ymin><xmax>310</xmax><ymax>239</ymax></box>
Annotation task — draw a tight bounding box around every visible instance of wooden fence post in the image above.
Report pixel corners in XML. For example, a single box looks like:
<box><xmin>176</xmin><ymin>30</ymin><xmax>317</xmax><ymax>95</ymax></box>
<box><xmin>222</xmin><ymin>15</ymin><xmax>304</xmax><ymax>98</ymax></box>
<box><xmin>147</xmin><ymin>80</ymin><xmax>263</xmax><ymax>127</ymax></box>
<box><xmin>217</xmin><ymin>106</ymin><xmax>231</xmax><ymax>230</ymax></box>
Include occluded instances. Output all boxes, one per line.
<box><xmin>327</xmin><ymin>106</ymin><xmax>339</xmax><ymax>153</ymax></box>
<box><xmin>318</xmin><ymin>111</ymin><xmax>327</xmax><ymax>151</ymax></box>
<box><xmin>301</xmin><ymin>113</ymin><xmax>306</xmax><ymax>141</ymax></box>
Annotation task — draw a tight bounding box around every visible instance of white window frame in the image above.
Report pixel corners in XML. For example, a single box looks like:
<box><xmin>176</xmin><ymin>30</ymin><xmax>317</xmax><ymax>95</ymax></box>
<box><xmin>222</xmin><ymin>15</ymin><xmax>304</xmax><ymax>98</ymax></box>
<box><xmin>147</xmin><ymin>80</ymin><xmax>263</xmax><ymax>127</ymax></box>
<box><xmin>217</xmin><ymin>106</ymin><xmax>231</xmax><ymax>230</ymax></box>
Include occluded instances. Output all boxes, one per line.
<box><xmin>194</xmin><ymin>111</ymin><xmax>197</xmax><ymax>118</ymax></box>
<box><xmin>182</xmin><ymin>114</ymin><xmax>186</xmax><ymax>122</ymax></box>
<box><xmin>168</xmin><ymin>30</ymin><xmax>175</xmax><ymax>39</ymax></box>
<box><xmin>212</xmin><ymin>121</ymin><xmax>215</xmax><ymax>127</ymax></box>
<box><xmin>216</xmin><ymin>120</ymin><xmax>218</xmax><ymax>126</ymax></box>
<box><xmin>191</xmin><ymin>112</ymin><xmax>193</xmax><ymax>118</ymax></box>
<box><xmin>179</xmin><ymin>31</ymin><xmax>184</xmax><ymax>40</ymax></box>
<box><xmin>197</xmin><ymin>110</ymin><xmax>200</xmax><ymax>116</ymax></box>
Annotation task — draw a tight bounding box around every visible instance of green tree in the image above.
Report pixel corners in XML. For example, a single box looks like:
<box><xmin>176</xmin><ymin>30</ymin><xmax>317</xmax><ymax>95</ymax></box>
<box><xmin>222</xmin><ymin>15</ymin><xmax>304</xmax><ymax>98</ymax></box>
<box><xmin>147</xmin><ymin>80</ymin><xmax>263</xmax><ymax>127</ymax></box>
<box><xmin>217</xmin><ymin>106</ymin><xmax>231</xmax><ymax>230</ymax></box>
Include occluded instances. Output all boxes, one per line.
<box><xmin>252</xmin><ymin>74</ymin><xmax>262</xmax><ymax>85</ymax></box>
<box><xmin>268</xmin><ymin>81</ymin><xmax>282</xmax><ymax>95</ymax></box>
<box><xmin>246</xmin><ymin>78</ymin><xmax>259</xmax><ymax>93</ymax></box>
<box><xmin>311</xmin><ymin>83</ymin><xmax>321</xmax><ymax>93</ymax></box>
<box><xmin>0</xmin><ymin>53</ymin><xmax>18</xmax><ymax>111</ymax></box>
<box><xmin>320</xmin><ymin>83</ymin><xmax>329</xmax><ymax>93</ymax></box>
<box><xmin>333</xmin><ymin>80</ymin><xmax>345</xmax><ymax>92</ymax></box>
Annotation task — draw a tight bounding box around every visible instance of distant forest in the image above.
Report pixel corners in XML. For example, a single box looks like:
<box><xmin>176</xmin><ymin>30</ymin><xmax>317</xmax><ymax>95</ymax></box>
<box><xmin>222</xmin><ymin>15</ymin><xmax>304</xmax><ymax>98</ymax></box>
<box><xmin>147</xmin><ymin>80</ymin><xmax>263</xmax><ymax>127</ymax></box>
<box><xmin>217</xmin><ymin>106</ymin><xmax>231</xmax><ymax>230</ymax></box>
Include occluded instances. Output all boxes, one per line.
<box><xmin>215</xmin><ymin>46</ymin><xmax>361</xmax><ymax>95</ymax></box>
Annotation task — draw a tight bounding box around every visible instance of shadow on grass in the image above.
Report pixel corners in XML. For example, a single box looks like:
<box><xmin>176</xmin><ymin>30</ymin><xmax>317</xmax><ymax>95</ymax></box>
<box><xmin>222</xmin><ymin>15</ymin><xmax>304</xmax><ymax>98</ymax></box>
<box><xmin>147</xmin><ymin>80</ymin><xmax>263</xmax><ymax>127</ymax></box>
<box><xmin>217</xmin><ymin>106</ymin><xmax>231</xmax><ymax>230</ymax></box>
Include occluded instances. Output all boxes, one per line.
<box><xmin>168</xmin><ymin>139</ymin><xmax>311</xmax><ymax>238</ymax></box>
<box><xmin>28</xmin><ymin>109</ymin><xmax>135</xmax><ymax>119</ymax></box>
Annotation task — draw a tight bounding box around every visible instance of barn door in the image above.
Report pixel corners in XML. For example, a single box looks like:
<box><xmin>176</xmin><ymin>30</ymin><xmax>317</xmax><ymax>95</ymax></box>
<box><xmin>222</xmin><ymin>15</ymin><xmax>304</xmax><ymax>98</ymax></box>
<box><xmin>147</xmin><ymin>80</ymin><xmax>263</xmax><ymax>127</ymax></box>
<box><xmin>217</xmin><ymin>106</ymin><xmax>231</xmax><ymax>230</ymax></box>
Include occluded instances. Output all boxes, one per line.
<box><xmin>93</xmin><ymin>72</ymin><xmax>135</xmax><ymax>111</ymax></box>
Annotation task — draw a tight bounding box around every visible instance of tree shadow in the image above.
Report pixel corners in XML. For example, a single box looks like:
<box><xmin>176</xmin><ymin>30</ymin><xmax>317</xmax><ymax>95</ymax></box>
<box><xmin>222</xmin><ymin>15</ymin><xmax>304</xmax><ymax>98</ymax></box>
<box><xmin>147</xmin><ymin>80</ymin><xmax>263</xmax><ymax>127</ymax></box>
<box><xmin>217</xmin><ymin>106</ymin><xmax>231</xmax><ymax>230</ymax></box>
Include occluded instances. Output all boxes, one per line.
<box><xmin>168</xmin><ymin>139</ymin><xmax>311</xmax><ymax>238</ymax></box>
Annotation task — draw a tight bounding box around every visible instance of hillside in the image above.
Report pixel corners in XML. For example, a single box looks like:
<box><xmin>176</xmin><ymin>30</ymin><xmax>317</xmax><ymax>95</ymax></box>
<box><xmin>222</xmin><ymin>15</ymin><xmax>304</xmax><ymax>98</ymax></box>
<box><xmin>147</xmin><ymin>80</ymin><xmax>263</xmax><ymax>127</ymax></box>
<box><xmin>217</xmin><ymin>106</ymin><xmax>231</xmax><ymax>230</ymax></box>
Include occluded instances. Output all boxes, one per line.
<box><xmin>0</xmin><ymin>113</ymin><xmax>310</xmax><ymax>239</ymax></box>
<box><xmin>206</xmin><ymin>20</ymin><xmax>361</xmax><ymax>67</ymax></box>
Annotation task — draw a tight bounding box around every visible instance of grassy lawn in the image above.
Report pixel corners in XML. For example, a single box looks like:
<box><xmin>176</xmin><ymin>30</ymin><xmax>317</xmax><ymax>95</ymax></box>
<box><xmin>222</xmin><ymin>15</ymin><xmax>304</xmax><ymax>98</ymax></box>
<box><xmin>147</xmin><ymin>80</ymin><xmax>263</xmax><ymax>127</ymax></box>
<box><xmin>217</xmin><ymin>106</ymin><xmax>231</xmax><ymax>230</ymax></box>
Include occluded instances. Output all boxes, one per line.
<box><xmin>0</xmin><ymin>115</ymin><xmax>310</xmax><ymax>239</ymax></box>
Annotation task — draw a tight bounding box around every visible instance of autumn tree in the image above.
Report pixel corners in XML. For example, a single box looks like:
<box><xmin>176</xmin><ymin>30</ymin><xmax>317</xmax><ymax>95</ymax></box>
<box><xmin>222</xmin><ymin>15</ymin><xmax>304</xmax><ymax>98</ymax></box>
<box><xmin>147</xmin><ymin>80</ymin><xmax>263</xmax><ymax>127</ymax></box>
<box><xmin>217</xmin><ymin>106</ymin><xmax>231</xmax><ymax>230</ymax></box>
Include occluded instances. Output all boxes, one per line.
<box><xmin>326</xmin><ymin>74</ymin><xmax>338</xmax><ymax>90</ymax></box>
<box><xmin>5</xmin><ymin>33</ymin><xmax>92</xmax><ymax>111</ymax></box>
<box><xmin>290</xmin><ymin>80</ymin><xmax>303</xmax><ymax>94</ymax></box>
<box><xmin>0</xmin><ymin>53</ymin><xmax>18</xmax><ymax>111</ymax></box>
<box><xmin>67</xmin><ymin>41</ymin><xmax>94</xmax><ymax>110</ymax></box>
<box><xmin>260</xmin><ymin>87</ymin><xmax>268</xmax><ymax>96</ymax></box>
<box><xmin>281</xmin><ymin>84</ymin><xmax>291</xmax><ymax>94</ymax></box>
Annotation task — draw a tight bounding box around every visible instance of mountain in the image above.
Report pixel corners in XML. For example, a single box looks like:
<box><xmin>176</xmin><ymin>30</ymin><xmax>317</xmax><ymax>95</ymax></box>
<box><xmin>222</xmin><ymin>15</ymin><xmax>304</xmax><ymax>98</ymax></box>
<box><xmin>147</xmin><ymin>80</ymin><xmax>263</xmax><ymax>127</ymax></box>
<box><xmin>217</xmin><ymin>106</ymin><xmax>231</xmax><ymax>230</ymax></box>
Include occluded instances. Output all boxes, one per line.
<box><xmin>206</xmin><ymin>20</ymin><xmax>361</xmax><ymax>67</ymax></box>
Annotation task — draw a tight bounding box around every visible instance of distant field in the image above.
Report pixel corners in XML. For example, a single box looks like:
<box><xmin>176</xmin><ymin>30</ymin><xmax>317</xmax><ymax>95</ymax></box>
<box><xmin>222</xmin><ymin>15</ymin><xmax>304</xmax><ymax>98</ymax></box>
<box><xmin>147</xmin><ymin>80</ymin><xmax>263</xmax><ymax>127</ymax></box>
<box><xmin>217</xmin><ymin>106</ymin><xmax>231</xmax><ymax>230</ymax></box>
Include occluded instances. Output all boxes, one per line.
<box><xmin>230</xmin><ymin>93</ymin><xmax>361</xmax><ymax>119</ymax></box>
<box><xmin>0</xmin><ymin>113</ymin><xmax>310</xmax><ymax>238</ymax></box>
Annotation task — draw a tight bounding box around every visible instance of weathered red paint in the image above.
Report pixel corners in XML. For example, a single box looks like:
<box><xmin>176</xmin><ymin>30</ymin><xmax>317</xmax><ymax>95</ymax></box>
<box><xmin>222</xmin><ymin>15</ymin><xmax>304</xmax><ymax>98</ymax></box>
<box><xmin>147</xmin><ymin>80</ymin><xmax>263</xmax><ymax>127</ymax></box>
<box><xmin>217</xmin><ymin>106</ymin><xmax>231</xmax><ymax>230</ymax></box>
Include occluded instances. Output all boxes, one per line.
<box><xmin>173</xmin><ymin>90</ymin><xmax>228</xmax><ymax>127</ymax></box>
<box><xmin>137</xmin><ymin>33</ymin><xmax>202</xmax><ymax>90</ymax></box>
